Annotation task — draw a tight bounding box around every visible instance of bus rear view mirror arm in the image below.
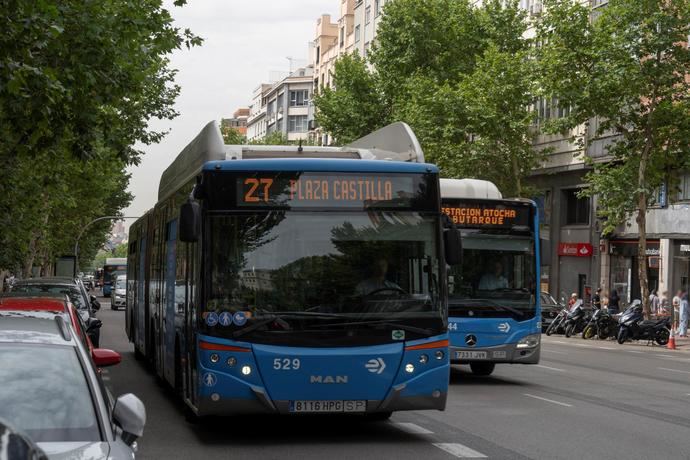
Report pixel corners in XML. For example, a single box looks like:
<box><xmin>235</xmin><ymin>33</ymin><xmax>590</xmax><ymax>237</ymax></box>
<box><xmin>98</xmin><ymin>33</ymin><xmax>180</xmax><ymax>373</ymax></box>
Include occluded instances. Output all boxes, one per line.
<box><xmin>444</xmin><ymin>228</ymin><xmax>462</xmax><ymax>266</ymax></box>
<box><xmin>180</xmin><ymin>199</ymin><xmax>201</xmax><ymax>243</ymax></box>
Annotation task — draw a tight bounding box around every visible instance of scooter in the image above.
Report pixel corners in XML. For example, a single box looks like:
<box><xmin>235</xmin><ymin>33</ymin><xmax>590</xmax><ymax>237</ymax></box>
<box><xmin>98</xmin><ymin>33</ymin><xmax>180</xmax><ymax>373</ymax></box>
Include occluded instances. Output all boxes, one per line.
<box><xmin>545</xmin><ymin>305</ymin><xmax>569</xmax><ymax>336</ymax></box>
<box><xmin>617</xmin><ymin>300</ymin><xmax>670</xmax><ymax>345</ymax></box>
<box><xmin>564</xmin><ymin>299</ymin><xmax>587</xmax><ymax>337</ymax></box>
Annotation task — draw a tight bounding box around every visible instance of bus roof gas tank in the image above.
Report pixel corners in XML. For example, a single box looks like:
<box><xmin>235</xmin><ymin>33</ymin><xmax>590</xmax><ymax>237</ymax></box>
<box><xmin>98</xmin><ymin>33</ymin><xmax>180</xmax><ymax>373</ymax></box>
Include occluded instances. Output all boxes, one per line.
<box><xmin>440</xmin><ymin>179</ymin><xmax>502</xmax><ymax>200</ymax></box>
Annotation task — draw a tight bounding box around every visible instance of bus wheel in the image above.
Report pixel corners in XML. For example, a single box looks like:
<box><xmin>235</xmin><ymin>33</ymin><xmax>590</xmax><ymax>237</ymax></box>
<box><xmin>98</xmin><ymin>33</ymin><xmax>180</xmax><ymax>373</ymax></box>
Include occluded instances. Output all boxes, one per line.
<box><xmin>470</xmin><ymin>362</ymin><xmax>495</xmax><ymax>376</ymax></box>
<box><xmin>365</xmin><ymin>412</ymin><xmax>392</xmax><ymax>421</ymax></box>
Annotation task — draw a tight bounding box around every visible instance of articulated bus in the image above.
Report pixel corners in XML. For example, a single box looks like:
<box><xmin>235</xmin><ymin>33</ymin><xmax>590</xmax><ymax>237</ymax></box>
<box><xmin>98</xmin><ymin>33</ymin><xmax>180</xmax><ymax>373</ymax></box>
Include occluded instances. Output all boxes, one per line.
<box><xmin>126</xmin><ymin>121</ymin><xmax>458</xmax><ymax>419</ymax></box>
<box><xmin>441</xmin><ymin>179</ymin><xmax>541</xmax><ymax>376</ymax></box>
<box><xmin>103</xmin><ymin>258</ymin><xmax>127</xmax><ymax>297</ymax></box>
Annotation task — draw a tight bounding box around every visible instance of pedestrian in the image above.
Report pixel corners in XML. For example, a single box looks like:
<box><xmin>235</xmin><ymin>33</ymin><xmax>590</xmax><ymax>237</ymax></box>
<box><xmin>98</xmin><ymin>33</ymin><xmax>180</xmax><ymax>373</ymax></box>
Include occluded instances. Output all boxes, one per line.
<box><xmin>608</xmin><ymin>289</ymin><xmax>620</xmax><ymax>314</ymax></box>
<box><xmin>592</xmin><ymin>288</ymin><xmax>602</xmax><ymax>310</ymax></box>
<box><xmin>649</xmin><ymin>290</ymin><xmax>659</xmax><ymax>315</ymax></box>
<box><xmin>673</xmin><ymin>290</ymin><xmax>682</xmax><ymax>330</ymax></box>
<box><xmin>568</xmin><ymin>293</ymin><xmax>578</xmax><ymax>310</ymax></box>
<box><xmin>679</xmin><ymin>291</ymin><xmax>688</xmax><ymax>338</ymax></box>
<box><xmin>660</xmin><ymin>291</ymin><xmax>670</xmax><ymax>316</ymax></box>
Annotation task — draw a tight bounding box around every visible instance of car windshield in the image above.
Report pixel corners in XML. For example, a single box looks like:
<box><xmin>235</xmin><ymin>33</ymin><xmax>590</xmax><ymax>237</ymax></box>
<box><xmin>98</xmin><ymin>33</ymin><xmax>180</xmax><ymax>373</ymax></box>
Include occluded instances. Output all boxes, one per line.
<box><xmin>205</xmin><ymin>212</ymin><xmax>442</xmax><ymax>341</ymax></box>
<box><xmin>0</xmin><ymin>344</ymin><xmax>100</xmax><ymax>442</ymax></box>
<box><xmin>115</xmin><ymin>278</ymin><xmax>126</xmax><ymax>289</ymax></box>
<box><xmin>448</xmin><ymin>233</ymin><xmax>536</xmax><ymax>318</ymax></box>
<box><xmin>12</xmin><ymin>284</ymin><xmax>87</xmax><ymax>310</ymax></box>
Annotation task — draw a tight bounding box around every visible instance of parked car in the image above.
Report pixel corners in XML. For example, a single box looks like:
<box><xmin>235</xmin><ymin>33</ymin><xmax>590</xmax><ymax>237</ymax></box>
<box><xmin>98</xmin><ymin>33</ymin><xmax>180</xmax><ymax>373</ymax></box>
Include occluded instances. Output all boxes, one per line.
<box><xmin>10</xmin><ymin>277</ymin><xmax>102</xmax><ymax>346</ymax></box>
<box><xmin>0</xmin><ymin>294</ymin><xmax>102</xmax><ymax>355</ymax></box>
<box><xmin>111</xmin><ymin>275</ymin><xmax>126</xmax><ymax>310</ymax></box>
<box><xmin>0</xmin><ymin>308</ymin><xmax>146</xmax><ymax>459</ymax></box>
<box><xmin>541</xmin><ymin>291</ymin><xmax>563</xmax><ymax>332</ymax></box>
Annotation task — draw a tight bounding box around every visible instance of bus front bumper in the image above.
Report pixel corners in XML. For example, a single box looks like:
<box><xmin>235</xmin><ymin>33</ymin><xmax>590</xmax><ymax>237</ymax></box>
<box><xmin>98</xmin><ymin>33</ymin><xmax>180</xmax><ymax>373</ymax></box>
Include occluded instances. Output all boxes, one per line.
<box><xmin>450</xmin><ymin>342</ymin><xmax>540</xmax><ymax>364</ymax></box>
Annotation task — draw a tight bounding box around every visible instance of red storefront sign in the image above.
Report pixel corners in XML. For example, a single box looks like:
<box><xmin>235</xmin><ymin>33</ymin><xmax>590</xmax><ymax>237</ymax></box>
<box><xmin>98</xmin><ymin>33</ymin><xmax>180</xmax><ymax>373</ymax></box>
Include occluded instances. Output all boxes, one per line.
<box><xmin>558</xmin><ymin>242</ymin><xmax>593</xmax><ymax>257</ymax></box>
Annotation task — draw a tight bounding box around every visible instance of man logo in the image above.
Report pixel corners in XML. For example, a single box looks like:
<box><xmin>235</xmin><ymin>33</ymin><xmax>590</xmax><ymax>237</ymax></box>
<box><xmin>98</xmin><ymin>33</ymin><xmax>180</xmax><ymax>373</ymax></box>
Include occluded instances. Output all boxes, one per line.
<box><xmin>310</xmin><ymin>375</ymin><xmax>349</xmax><ymax>384</ymax></box>
<box><xmin>465</xmin><ymin>334</ymin><xmax>477</xmax><ymax>347</ymax></box>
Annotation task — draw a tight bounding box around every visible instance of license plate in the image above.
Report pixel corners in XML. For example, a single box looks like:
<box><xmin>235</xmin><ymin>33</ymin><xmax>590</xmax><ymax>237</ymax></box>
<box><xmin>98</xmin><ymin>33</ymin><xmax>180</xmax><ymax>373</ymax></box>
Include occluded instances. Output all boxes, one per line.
<box><xmin>289</xmin><ymin>400</ymin><xmax>366</xmax><ymax>413</ymax></box>
<box><xmin>455</xmin><ymin>351</ymin><xmax>488</xmax><ymax>360</ymax></box>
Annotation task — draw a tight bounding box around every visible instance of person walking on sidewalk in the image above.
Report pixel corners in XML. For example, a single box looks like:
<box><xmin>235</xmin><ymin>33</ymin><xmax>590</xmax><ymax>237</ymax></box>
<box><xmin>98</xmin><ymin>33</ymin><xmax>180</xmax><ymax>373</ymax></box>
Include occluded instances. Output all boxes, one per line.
<box><xmin>649</xmin><ymin>290</ymin><xmax>660</xmax><ymax>315</ymax></box>
<box><xmin>679</xmin><ymin>291</ymin><xmax>688</xmax><ymax>338</ymax></box>
<box><xmin>592</xmin><ymin>288</ymin><xmax>602</xmax><ymax>310</ymax></box>
<box><xmin>673</xmin><ymin>290</ymin><xmax>682</xmax><ymax>331</ymax></box>
<box><xmin>608</xmin><ymin>289</ymin><xmax>620</xmax><ymax>314</ymax></box>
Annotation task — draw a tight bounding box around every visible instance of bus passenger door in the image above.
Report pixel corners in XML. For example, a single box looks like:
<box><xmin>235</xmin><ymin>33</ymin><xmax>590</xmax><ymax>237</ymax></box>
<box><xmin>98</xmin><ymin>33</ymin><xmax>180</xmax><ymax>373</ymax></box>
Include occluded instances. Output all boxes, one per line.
<box><xmin>162</xmin><ymin>220</ymin><xmax>177</xmax><ymax>386</ymax></box>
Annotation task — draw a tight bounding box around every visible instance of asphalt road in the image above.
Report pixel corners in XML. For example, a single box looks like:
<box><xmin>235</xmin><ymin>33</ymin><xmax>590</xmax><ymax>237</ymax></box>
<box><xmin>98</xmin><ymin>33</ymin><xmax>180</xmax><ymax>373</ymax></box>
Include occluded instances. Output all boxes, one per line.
<box><xmin>97</xmin><ymin>299</ymin><xmax>690</xmax><ymax>460</ymax></box>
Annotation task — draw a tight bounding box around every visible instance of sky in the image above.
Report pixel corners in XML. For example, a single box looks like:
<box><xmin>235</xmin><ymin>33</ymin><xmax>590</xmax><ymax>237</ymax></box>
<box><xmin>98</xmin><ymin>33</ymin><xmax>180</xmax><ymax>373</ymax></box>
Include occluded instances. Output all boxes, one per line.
<box><xmin>122</xmin><ymin>0</ymin><xmax>337</xmax><ymax>229</ymax></box>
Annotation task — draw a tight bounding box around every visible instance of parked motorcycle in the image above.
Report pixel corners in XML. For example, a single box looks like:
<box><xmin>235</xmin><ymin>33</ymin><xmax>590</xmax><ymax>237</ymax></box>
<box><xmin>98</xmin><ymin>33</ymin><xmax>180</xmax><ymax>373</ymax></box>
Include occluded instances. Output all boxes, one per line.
<box><xmin>616</xmin><ymin>300</ymin><xmax>670</xmax><ymax>345</ymax></box>
<box><xmin>564</xmin><ymin>299</ymin><xmax>587</xmax><ymax>337</ymax></box>
<box><xmin>545</xmin><ymin>304</ymin><xmax>569</xmax><ymax>336</ymax></box>
<box><xmin>581</xmin><ymin>308</ymin><xmax>602</xmax><ymax>340</ymax></box>
<box><xmin>596</xmin><ymin>308</ymin><xmax>620</xmax><ymax>340</ymax></box>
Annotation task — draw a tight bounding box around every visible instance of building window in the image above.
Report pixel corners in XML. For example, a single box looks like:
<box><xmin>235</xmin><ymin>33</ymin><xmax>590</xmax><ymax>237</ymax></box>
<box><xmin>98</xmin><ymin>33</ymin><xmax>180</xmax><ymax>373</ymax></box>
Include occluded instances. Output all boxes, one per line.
<box><xmin>289</xmin><ymin>90</ymin><xmax>309</xmax><ymax>107</ymax></box>
<box><xmin>364</xmin><ymin>42</ymin><xmax>370</xmax><ymax>57</ymax></box>
<box><xmin>678</xmin><ymin>173</ymin><xmax>690</xmax><ymax>201</ymax></box>
<box><xmin>288</xmin><ymin>115</ymin><xmax>308</xmax><ymax>133</ymax></box>
<box><xmin>365</xmin><ymin>6</ymin><xmax>371</xmax><ymax>24</ymax></box>
<box><xmin>375</xmin><ymin>0</ymin><xmax>381</xmax><ymax>16</ymax></box>
<box><xmin>316</xmin><ymin>46</ymin><xmax>320</xmax><ymax>64</ymax></box>
<box><xmin>563</xmin><ymin>188</ymin><xmax>590</xmax><ymax>225</ymax></box>
<box><xmin>355</xmin><ymin>25</ymin><xmax>360</xmax><ymax>43</ymax></box>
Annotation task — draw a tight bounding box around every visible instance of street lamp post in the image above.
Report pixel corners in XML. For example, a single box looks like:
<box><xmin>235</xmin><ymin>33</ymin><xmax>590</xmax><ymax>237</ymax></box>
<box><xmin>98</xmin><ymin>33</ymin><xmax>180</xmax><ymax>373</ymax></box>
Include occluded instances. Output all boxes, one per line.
<box><xmin>74</xmin><ymin>216</ymin><xmax>139</xmax><ymax>276</ymax></box>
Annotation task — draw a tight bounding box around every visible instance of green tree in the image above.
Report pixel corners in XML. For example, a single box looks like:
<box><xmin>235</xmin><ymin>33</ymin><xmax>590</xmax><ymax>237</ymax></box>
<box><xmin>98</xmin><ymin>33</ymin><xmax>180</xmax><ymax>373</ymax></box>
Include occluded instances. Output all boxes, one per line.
<box><xmin>0</xmin><ymin>0</ymin><xmax>200</xmax><ymax>275</ymax></box>
<box><xmin>221</xmin><ymin>122</ymin><xmax>246</xmax><ymax>144</ymax></box>
<box><xmin>314</xmin><ymin>0</ymin><xmax>540</xmax><ymax>196</ymax></box>
<box><xmin>537</xmin><ymin>0</ymin><xmax>690</xmax><ymax>316</ymax></box>
<box><xmin>314</xmin><ymin>53</ymin><xmax>390</xmax><ymax>144</ymax></box>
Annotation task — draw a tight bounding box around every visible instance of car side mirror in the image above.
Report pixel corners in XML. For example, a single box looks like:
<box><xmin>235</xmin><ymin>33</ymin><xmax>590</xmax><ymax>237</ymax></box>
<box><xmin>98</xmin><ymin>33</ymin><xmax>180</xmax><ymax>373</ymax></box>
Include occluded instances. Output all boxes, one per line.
<box><xmin>180</xmin><ymin>199</ymin><xmax>201</xmax><ymax>243</ymax></box>
<box><xmin>92</xmin><ymin>348</ymin><xmax>121</xmax><ymax>367</ymax></box>
<box><xmin>113</xmin><ymin>394</ymin><xmax>146</xmax><ymax>446</ymax></box>
<box><xmin>443</xmin><ymin>228</ymin><xmax>462</xmax><ymax>266</ymax></box>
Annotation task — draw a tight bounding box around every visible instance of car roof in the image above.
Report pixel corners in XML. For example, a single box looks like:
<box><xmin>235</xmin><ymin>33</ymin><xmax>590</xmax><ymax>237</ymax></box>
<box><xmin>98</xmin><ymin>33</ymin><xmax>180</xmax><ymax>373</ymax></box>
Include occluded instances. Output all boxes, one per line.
<box><xmin>0</xmin><ymin>315</ymin><xmax>75</xmax><ymax>346</ymax></box>
<box><xmin>13</xmin><ymin>277</ymin><xmax>78</xmax><ymax>286</ymax></box>
<box><xmin>0</xmin><ymin>295</ymin><xmax>69</xmax><ymax>312</ymax></box>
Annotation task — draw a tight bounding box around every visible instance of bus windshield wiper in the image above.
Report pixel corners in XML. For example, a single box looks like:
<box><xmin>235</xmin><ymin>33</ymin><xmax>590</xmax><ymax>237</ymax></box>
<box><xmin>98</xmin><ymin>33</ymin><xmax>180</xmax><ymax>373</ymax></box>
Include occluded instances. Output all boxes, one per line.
<box><xmin>311</xmin><ymin>319</ymin><xmax>433</xmax><ymax>335</ymax></box>
<box><xmin>231</xmin><ymin>311</ymin><xmax>349</xmax><ymax>338</ymax></box>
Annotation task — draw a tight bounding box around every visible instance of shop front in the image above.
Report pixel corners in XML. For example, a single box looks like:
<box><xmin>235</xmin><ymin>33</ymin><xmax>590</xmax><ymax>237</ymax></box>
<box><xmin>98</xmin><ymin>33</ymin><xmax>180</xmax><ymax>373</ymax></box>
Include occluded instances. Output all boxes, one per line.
<box><xmin>608</xmin><ymin>240</ymin><xmax>660</xmax><ymax>303</ymax></box>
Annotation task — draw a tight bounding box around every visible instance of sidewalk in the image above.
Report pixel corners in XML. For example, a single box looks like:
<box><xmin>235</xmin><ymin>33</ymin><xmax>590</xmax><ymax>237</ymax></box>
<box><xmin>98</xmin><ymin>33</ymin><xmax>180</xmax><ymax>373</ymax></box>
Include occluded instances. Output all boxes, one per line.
<box><xmin>542</xmin><ymin>334</ymin><xmax>690</xmax><ymax>352</ymax></box>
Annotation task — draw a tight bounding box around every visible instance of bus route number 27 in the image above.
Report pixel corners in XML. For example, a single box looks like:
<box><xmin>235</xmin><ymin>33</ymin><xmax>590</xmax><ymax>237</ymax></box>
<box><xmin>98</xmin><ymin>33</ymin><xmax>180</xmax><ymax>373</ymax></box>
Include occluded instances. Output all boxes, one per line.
<box><xmin>273</xmin><ymin>358</ymin><xmax>301</xmax><ymax>370</ymax></box>
<box><xmin>244</xmin><ymin>178</ymin><xmax>274</xmax><ymax>203</ymax></box>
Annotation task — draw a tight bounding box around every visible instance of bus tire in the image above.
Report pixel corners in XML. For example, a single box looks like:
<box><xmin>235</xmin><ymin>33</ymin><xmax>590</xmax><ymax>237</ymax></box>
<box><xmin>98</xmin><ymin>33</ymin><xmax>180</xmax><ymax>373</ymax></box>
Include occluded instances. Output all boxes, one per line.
<box><xmin>470</xmin><ymin>362</ymin><xmax>495</xmax><ymax>376</ymax></box>
<box><xmin>365</xmin><ymin>412</ymin><xmax>392</xmax><ymax>421</ymax></box>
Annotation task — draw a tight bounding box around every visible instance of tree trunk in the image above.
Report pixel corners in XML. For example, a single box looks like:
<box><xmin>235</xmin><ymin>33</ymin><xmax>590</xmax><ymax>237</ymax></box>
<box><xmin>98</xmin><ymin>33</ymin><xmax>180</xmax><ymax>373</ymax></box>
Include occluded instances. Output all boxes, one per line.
<box><xmin>511</xmin><ymin>153</ymin><xmax>522</xmax><ymax>196</ymax></box>
<box><xmin>637</xmin><ymin>151</ymin><xmax>650</xmax><ymax>320</ymax></box>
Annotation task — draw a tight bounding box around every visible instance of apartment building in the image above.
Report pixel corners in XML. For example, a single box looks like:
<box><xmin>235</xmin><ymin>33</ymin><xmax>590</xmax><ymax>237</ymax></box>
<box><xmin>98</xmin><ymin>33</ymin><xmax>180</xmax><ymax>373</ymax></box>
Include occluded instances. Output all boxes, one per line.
<box><xmin>353</xmin><ymin>0</ymin><xmax>386</xmax><ymax>59</ymax></box>
<box><xmin>221</xmin><ymin>107</ymin><xmax>249</xmax><ymax>139</ymax></box>
<box><xmin>246</xmin><ymin>84</ymin><xmax>271</xmax><ymax>142</ymax></box>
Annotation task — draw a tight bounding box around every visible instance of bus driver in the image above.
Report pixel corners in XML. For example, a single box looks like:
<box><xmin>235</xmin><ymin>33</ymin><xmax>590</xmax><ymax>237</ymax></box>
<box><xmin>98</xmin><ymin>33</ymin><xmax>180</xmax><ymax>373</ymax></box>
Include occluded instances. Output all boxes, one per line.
<box><xmin>356</xmin><ymin>258</ymin><xmax>401</xmax><ymax>296</ymax></box>
<box><xmin>478</xmin><ymin>261</ymin><xmax>509</xmax><ymax>290</ymax></box>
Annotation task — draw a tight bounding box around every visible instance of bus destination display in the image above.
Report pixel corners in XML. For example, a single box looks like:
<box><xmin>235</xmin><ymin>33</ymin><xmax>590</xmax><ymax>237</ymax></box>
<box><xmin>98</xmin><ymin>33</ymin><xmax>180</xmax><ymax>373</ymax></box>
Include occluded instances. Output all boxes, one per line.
<box><xmin>236</xmin><ymin>173</ymin><xmax>417</xmax><ymax>208</ymax></box>
<box><xmin>442</xmin><ymin>202</ymin><xmax>530</xmax><ymax>228</ymax></box>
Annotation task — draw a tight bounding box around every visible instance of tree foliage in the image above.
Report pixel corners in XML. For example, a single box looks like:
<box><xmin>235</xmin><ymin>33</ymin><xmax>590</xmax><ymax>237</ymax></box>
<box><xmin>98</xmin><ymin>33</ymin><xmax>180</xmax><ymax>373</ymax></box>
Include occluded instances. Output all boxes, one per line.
<box><xmin>314</xmin><ymin>0</ymin><xmax>540</xmax><ymax>196</ymax></box>
<box><xmin>0</xmin><ymin>0</ymin><xmax>200</xmax><ymax>275</ymax></box>
<box><xmin>537</xmin><ymin>0</ymin><xmax>690</xmax><ymax>315</ymax></box>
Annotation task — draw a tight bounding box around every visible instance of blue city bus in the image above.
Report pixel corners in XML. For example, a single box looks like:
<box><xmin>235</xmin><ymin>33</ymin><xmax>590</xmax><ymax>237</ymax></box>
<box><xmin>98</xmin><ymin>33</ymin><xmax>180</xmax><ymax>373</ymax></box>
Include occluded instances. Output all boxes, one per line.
<box><xmin>441</xmin><ymin>179</ymin><xmax>540</xmax><ymax>376</ymax></box>
<box><xmin>103</xmin><ymin>258</ymin><xmax>127</xmax><ymax>297</ymax></box>
<box><xmin>126</xmin><ymin>121</ymin><xmax>456</xmax><ymax>419</ymax></box>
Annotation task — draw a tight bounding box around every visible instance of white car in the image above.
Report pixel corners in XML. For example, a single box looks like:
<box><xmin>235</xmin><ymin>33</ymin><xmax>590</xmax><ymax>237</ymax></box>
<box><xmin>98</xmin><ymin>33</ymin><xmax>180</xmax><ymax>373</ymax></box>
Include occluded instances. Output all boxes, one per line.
<box><xmin>111</xmin><ymin>275</ymin><xmax>126</xmax><ymax>310</ymax></box>
<box><xmin>0</xmin><ymin>310</ymin><xmax>146</xmax><ymax>459</ymax></box>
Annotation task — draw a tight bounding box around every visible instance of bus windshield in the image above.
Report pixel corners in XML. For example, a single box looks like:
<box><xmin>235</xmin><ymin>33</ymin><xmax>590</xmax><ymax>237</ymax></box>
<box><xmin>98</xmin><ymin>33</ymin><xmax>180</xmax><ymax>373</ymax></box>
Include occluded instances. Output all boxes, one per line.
<box><xmin>447</xmin><ymin>232</ymin><xmax>536</xmax><ymax>319</ymax></box>
<box><xmin>205</xmin><ymin>211</ymin><xmax>443</xmax><ymax>345</ymax></box>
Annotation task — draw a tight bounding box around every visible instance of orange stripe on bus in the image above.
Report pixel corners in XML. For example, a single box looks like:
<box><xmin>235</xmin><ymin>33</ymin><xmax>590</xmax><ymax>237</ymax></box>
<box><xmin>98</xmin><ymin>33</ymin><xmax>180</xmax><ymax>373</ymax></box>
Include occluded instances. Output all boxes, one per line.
<box><xmin>405</xmin><ymin>339</ymin><xmax>449</xmax><ymax>351</ymax></box>
<box><xmin>199</xmin><ymin>341</ymin><xmax>250</xmax><ymax>352</ymax></box>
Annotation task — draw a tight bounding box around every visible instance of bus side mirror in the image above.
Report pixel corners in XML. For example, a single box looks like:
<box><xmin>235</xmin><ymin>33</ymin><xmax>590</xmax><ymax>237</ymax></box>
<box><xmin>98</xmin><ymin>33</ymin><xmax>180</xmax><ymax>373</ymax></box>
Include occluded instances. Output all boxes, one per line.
<box><xmin>179</xmin><ymin>200</ymin><xmax>200</xmax><ymax>243</ymax></box>
<box><xmin>444</xmin><ymin>228</ymin><xmax>462</xmax><ymax>266</ymax></box>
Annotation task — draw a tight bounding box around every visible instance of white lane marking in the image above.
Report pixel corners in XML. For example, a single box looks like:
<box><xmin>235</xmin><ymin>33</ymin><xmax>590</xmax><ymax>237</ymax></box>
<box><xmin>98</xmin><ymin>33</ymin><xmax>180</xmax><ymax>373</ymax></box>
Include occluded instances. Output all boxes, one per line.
<box><xmin>655</xmin><ymin>354</ymin><xmax>674</xmax><ymax>358</ymax></box>
<box><xmin>598</xmin><ymin>347</ymin><xmax>614</xmax><ymax>350</ymax></box>
<box><xmin>102</xmin><ymin>376</ymin><xmax>111</xmax><ymax>381</ymax></box>
<box><xmin>535</xmin><ymin>364</ymin><xmax>566</xmax><ymax>372</ymax></box>
<box><xmin>433</xmin><ymin>443</ymin><xmax>487</xmax><ymax>458</ymax></box>
<box><xmin>627</xmin><ymin>350</ymin><xmax>645</xmax><ymax>354</ymax></box>
<box><xmin>523</xmin><ymin>393</ymin><xmax>573</xmax><ymax>407</ymax></box>
<box><xmin>543</xmin><ymin>349</ymin><xmax>568</xmax><ymax>355</ymax></box>
<box><xmin>658</xmin><ymin>367</ymin><xmax>690</xmax><ymax>375</ymax></box>
<box><xmin>551</xmin><ymin>341</ymin><xmax>568</xmax><ymax>344</ymax></box>
<box><xmin>393</xmin><ymin>422</ymin><xmax>433</xmax><ymax>435</ymax></box>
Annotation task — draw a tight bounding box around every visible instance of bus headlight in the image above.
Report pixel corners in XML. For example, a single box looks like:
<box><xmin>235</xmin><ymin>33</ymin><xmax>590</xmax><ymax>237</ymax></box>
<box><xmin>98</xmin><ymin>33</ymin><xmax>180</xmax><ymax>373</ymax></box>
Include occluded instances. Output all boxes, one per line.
<box><xmin>435</xmin><ymin>350</ymin><xmax>445</xmax><ymax>360</ymax></box>
<box><xmin>419</xmin><ymin>354</ymin><xmax>429</xmax><ymax>364</ymax></box>
<box><xmin>210</xmin><ymin>353</ymin><xmax>219</xmax><ymax>363</ymax></box>
<box><xmin>516</xmin><ymin>334</ymin><xmax>540</xmax><ymax>349</ymax></box>
<box><xmin>241</xmin><ymin>365</ymin><xmax>252</xmax><ymax>376</ymax></box>
<box><xmin>405</xmin><ymin>363</ymin><xmax>415</xmax><ymax>373</ymax></box>
<box><xmin>227</xmin><ymin>357</ymin><xmax>237</xmax><ymax>367</ymax></box>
